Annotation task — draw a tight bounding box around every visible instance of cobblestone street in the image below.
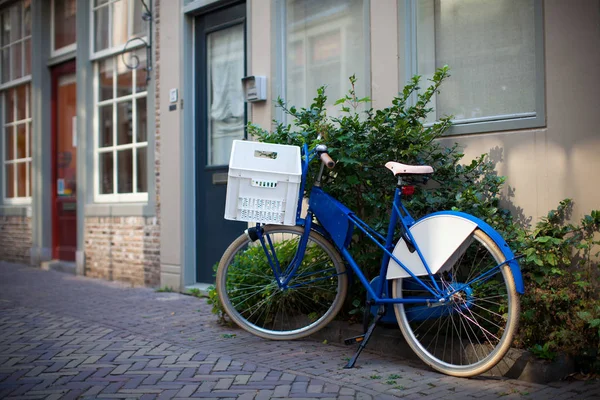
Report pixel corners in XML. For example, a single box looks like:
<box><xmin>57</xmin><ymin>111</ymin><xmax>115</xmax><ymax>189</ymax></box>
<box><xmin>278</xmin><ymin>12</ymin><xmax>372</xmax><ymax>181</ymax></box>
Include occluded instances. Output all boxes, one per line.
<box><xmin>1</xmin><ymin>262</ymin><xmax>599</xmax><ymax>399</ymax></box>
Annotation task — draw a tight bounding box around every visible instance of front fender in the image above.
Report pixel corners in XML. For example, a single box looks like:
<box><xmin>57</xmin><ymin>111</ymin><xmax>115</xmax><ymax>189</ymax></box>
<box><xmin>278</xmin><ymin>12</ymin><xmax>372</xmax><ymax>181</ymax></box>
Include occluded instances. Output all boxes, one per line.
<box><xmin>386</xmin><ymin>211</ymin><xmax>524</xmax><ymax>294</ymax></box>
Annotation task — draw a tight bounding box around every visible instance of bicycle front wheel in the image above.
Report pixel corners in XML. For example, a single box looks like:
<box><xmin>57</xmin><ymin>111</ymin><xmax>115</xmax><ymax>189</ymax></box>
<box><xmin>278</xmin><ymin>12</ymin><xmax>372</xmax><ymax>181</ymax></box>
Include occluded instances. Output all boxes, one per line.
<box><xmin>392</xmin><ymin>229</ymin><xmax>520</xmax><ymax>377</ymax></box>
<box><xmin>217</xmin><ymin>225</ymin><xmax>348</xmax><ymax>340</ymax></box>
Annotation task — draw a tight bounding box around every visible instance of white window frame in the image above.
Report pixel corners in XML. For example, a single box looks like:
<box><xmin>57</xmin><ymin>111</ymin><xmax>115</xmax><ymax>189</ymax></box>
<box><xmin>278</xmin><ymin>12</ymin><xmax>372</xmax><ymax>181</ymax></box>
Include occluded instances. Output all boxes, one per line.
<box><xmin>93</xmin><ymin>52</ymin><xmax>148</xmax><ymax>203</ymax></box>
<box><xmin>399</xmin><ymin>0</ymin><xmax>545</xmax><ymax>135</ymax></box>
<box><xmin>50</xmin><ymin>0</ymin><xmax>77</xmax><ymax>58</ymax></box>
<box><xmin>2</xmin><ymin>84</ymin><xmax>32</xmax><ymax>205</ymax></box>
<box><xmin>89</xmin><ymin>0</ymin><xmax>149</xmax><ymax>60</ymax></box>
<box><xmin>1</xmin><ymin>0</ymin><xmax>32</xmax><ymax>205</ymax></box>
<box><xmin>90</xmin><ymin>0</ymin><xmax>149</xmax><ymax>203</ymax></box>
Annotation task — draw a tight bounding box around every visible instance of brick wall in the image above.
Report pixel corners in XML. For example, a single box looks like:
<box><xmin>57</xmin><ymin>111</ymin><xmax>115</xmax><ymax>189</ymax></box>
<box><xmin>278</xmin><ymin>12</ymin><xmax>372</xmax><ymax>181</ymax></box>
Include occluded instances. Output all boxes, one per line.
<box><xmin>82</xmin><ymin>0</ymin><xmax>162</xmax><ymax>288</ymax></box>
<box><xmin>84</xmin><ymin>217</ymin><xmax>160</xmax><ymax>286</ymax></box>
<box><xmin>0</xmin><ymin>216</ymin><xmax>32</xmax><ymax>264</ymax></box>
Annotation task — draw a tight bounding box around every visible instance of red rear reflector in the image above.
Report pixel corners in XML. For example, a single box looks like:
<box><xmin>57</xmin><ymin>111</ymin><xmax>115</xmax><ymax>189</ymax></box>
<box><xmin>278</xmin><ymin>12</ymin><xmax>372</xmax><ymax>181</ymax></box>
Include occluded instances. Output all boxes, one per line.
<box><xmin>402</xmin><ymin>186</ymin><xmax>415</xmax><ymax>195</ymax></box>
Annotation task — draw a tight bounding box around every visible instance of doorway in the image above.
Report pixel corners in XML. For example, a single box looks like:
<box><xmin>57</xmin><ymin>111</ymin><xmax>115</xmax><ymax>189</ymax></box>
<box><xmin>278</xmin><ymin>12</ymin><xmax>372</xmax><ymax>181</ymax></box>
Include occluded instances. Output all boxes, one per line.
<box><xmin>51</xmin><ymin>61</ymin><xmax>77</xmax><ymax>262</ymax></box>
<box><xmin>195</xmin><ymin>2</ymin><xmax>247</xmax><ymax>283</ymax></box>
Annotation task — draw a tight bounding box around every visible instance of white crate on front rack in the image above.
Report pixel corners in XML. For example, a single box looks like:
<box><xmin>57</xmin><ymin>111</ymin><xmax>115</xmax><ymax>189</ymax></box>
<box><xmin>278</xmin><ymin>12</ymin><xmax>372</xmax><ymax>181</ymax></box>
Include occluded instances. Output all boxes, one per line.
<box><xmin>225</xmin><ymin>140</ymin><xmax>302</xmax><ymax>226</ymax></box>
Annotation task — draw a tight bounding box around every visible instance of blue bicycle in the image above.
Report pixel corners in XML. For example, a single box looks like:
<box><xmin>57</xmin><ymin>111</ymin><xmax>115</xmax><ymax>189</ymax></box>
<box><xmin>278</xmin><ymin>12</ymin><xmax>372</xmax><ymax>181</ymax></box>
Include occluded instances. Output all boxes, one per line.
<box><xmin>217</xmin><ymin>143</ymin><xmax>522</xmax><ymax>377</ymax></box>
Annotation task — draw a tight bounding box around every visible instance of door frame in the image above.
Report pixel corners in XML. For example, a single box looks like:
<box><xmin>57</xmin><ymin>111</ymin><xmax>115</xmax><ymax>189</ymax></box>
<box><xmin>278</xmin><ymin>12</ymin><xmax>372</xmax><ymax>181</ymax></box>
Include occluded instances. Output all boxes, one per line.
<box><xmin>51</xmin><ymin>60</ymin><xmax>77</xmax><ymax>260</ymax></box>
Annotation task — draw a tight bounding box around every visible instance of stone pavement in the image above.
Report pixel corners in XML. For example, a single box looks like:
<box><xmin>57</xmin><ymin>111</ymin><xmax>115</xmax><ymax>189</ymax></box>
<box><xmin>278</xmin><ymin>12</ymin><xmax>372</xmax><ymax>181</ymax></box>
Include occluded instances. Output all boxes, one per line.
<box><xmin>0</xmin><ymin>262</ymin><xmax>598</xmax><ymax>400</ymax></box>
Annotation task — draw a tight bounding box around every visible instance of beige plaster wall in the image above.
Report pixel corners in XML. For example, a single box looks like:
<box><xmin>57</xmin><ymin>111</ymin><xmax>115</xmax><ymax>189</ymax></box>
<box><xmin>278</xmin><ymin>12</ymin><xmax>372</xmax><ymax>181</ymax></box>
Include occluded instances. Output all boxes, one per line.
<box><xmin>248</xmin><ymin>0</ymin><xmax>273</xmax><ymax>129</ymax></box>
<box><xmin>437</xmin><ymin>0</ymin><xmax>600</xmax><ymax>223</ymax></box>
<box><xmin>158</xmin><ymin>0</ymin><xmax>183</xmax><ymax>289</ymax></box>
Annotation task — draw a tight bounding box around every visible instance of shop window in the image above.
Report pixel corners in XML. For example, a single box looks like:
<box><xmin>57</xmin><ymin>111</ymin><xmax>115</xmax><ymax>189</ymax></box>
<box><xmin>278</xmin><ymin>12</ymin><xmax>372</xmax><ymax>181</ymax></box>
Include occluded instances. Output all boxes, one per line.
<box><xmin>404</xmin><ymin>0</ymin><xmax>544</xmax><ymax>133</ymax></box>
<box><xmin>51</xmin><ymin>0</ymin><xmax>77</xmax><ymax>56</ymax></box>
<box><xmin>281</xmin><ymin>0</ymin><xmax>367</xmax><ymax>114</ymax></box>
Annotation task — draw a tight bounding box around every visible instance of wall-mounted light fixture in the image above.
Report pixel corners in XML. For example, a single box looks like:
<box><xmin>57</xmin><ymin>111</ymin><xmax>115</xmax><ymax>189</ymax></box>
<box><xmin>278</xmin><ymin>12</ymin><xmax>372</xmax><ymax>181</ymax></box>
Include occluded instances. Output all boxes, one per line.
<box><xmin>121</xmin><ymin>0</ymin><xmax>153</xmax><ymax>82</ymax></box>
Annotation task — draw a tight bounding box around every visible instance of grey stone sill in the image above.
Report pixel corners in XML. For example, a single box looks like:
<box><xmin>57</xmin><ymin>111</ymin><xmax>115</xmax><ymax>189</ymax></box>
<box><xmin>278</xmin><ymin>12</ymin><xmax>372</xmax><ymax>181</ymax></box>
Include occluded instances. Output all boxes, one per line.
<box><xmin>0</xmin><ymin>206</ymin><xmax>32</xmax><ymax>217</ymax></box>
<box><xmin>84</xmin><ymin>203</ymin><xmax>155</xmax><ymax>217</ymax></box>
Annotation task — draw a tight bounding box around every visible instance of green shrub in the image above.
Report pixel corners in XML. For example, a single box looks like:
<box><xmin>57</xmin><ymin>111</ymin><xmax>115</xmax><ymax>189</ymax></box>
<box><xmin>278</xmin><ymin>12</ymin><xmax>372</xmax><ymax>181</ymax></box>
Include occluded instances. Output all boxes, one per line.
<box><xmin>515</xmin><ymin>200</ymin><xmax>600</xmax><ymax>364</ymax></box>
<box><xmin>250</xmin><ymin>67</ymin><xmax>518</xmax><ymax>315</ymax></box>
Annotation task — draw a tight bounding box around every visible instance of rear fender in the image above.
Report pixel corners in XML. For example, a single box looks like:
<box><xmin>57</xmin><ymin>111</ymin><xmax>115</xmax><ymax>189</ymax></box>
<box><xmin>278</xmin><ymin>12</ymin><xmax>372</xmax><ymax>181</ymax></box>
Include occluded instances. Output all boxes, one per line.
<box><xmin>386</xmin><ymin>211</ymin><xmax>524</xmax><ymax>294</ymax></box>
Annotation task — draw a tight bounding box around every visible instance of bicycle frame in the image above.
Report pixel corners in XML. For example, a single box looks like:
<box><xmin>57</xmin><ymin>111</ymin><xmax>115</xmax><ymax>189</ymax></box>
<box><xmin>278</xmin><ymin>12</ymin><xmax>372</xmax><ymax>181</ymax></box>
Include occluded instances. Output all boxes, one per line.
<box><xmin>252</xmin><ymin>144</ymin><xmax>523</xmax><ymax>308</ymax></box>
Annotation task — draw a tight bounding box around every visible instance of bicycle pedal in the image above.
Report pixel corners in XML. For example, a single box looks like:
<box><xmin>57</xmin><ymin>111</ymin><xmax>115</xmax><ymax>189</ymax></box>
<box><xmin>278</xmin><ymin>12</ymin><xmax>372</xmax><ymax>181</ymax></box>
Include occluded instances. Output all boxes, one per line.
<box><xmin>344</xmin><ymin>335</ymin><xmax>365</xmax><ymax>345</ymax></box>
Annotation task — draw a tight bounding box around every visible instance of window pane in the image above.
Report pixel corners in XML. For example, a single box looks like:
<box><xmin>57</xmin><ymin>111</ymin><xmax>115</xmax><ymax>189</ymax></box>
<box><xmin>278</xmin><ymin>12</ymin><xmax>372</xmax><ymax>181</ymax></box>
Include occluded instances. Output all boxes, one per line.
<box><xmin>9</xmin><ymin>5</ymin><xmax>22</xmax><ymax>43</ymax></box>
<box><xmin>117</xmin><ymin>148</ymin><xmax>132</xmax><ymax>193</ymax></box>
<box><xmin>94</xmin><ymin>7</ymin><xmax>109</xmax><ymax>52</ymax></box>
<box><xmin>416</xmin><ymin>0</ymin><xmax>536</xmax><ymax>122</ymax></box>
<box><xmin>11</xmin><ymin>43</ymin><xmax>21</xmax><ymax>80</ymax></box>
<box><xmin>5</xmin><ymin>88</ymin><xmax>14</xmax><ymax>123</ymax></box>
<box><xmin>136</xmin><ymin>97</ymin><xmax>147</xmax><ymax>142</ymax></box>
<box><xmin>116</xmin><ymin>101</ymin><xmax>132</xmax><ymax>145</ymax></box>
<box><xmin>1</xmin><ymin>48</ymin><xmax>9</xmax><ymax>83</ymax></box>
<box><xmin>54</xmin><ymin>0</ymin><xmax>77</xmax><ymax>50</ymax></box>
<box><xmin>17</xmin><ymin>161</ymin><xmax>26</xmax><ymax>197</ymax></box>
<box><xmin>95</xmin><ymin>0</ymin><xmax>110</xmax><ymax>6</ymax></box>
<box><xmin>207</xmin><ymin>24</ymin><xmax>245</xmax><ymax>166</ymax></box>
<box><xmin>1</xmin><ymin>12</ymin><xmax>10</xmax><ymax>47</ymax></box>
<box><xmin>134</xmin><ymin>49</ymin><xmax>147</xmax><ymax>93</ymax></box>
<box><xmin>23</xmin><ymin>0</ymin><xmax>31</xmax><ymax>37</ymax></box>
<box><xmin>111</xmin><ymin>0</ymin><xmax>130</xmax><ymax>49</ymax></box>
<box><xmin>136</xmin><ymin>147</ymin><xmax>147</xmax><ymax>193</ymax></box>
<box><xmin>285</xmin><ymin>0</ymin><xmax>366</xmax><ymax>110</ymax></box>
<box><xmin>99</xmin><ymin>58</ymin><xmax>114</xmax><ymax>101</ymax></box>
<box><xmin>16</xmin><ymin>84</ymin><xmax>27</xmax><ymax>120</ymax></box>
<box><xmin>99</xmin><ymin>104</ymin><xmax>113</xmax><ymax>147</ymax></box>
<box><xmin>28</xmin><ymin>161</ymin><xmax>31</xmax><ymax>197</ymax></box>
<box><xmin>5</xmin><ymin>164</ymin><xmax>14</xmax><ymax>198</ymax></box>
<box><xmin>132</xmin><ymin>0</ymin><xmax>148</xmax><ymax>37</ymax></box>
<box><xmin>16</xmin><ymin>123</ymin><xmax>26</xmax><ymax>158</ymax></box>
<box><xmin>23</xmin><ymin>39</ymin><xmax>30</xmax><ymax>76</ymax></box>
<box><xmin>116</xmin><ymin>55</ymin><xmax>133</xmax><ymax>97</ymax></box>
<box><xmin>99</xmin><ymin>151</ymin><xmax>113</xmax><ymax>194</ymax></box>
<box><xmin>5</xmin><ymin>127</ymin><xmax>14</xmax><ymax>160</ymax></box>
<box><xmin>27</xmin><ymin>122</ymin><xmax>31</xmax><ymax>157</ymax></box>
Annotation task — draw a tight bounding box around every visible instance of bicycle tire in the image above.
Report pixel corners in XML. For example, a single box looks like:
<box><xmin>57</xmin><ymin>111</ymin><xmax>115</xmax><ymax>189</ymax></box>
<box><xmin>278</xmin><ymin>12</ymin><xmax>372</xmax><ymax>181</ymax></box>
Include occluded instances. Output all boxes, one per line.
<box><xmin>392</xmin><ymin>228</ymin><xmax>520</xmax><ymax>377</ymax></box>
<box><xmin>217</xmin><ymin>225</ymin><xmax>348</xmax><ymax>340</ymax></box>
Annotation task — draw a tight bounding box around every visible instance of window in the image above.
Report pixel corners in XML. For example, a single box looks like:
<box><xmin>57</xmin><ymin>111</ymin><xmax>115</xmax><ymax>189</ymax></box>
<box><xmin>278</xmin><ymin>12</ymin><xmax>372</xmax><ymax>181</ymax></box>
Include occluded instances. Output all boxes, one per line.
<box><xmin>1</xmin><ymin>1</ymin><xmax>31</xmax><ymax>204</ymax></box>
<box><xmin>405</xmin><ymin>0</ymin><xmax>544</xmax><ymax>132</ymax></box>
<box><xmin>51</xmin><ymin>0</ymin><xmax>77</xmax><ymax>56</ymax></box>
<box><xmin>95</xmin><ymin>50</ymin><xmax>148</xmax><ymax>202</ymax></box>
<box><xmin>92</xmin><ymin>0</ymin><xmax>147</xmax><ymax>56</ymax></box>
<box><xmin>0</xmin><ymin>0</ymin><xmax>31</xmax><ymax>84</ymax></box>
<box><xmin>280</xmin><ymin>0</ymin><xmax>367</xmax><ymax>114</ymax></box>
<box><xmin>3</xmin><ymin>84</ymin><xmax>31</xmax><ymax>203</ymax></box>
<box><xmin>92</xmin><ymin>0</ymin><xmax>149</xmax><ymax>203</ymax></box>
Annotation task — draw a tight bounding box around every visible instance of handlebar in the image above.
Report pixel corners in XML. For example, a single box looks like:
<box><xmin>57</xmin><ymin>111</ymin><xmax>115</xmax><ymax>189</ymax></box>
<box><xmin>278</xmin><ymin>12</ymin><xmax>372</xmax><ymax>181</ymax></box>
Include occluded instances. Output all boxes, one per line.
<box><xmin>319</xmin><ymin>152</ymin><xmax>335</xmax><ymax>169</ymax></box>
<box><xmin>314</xmin><ymin>144</ymin><xmax>335</xmax><ymax>169</ymax></box>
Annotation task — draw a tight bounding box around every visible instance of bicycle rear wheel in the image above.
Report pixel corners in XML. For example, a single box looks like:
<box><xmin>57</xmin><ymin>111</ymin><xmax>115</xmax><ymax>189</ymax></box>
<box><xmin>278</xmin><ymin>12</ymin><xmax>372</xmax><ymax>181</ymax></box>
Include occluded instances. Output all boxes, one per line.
<box><xmin>217</xmin><ymin>225</ymin><xmax>348</xmax><ymax>340</ymax></box>
<box><xmin>392</xmin><ymin>229</ymin><xmax>520</xmax><ymax>377</ymax></box>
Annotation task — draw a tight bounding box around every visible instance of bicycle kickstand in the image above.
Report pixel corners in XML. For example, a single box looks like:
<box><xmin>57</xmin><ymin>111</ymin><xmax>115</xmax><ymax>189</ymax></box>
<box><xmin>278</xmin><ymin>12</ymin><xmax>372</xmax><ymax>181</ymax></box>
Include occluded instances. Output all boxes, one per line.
<box><xmin>343</xmin><ymin>305</ymin><xmax>386</xmax><ymax>369</ymax></box>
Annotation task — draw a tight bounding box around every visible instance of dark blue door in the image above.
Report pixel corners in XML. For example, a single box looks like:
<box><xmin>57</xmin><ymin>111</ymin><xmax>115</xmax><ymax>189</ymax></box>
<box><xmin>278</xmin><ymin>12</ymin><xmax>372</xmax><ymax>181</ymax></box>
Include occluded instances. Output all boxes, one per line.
<box><xmin>195</xmin><ymin>2</ymin><xmax>247</xmax><ymax>283</ymax></box>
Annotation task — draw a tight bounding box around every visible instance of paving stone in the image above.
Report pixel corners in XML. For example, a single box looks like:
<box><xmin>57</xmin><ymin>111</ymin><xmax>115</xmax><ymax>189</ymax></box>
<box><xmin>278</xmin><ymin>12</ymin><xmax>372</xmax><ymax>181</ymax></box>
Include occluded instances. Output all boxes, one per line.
<box><xmin>1</xmin><ymin>262</ymin><xmax>599</xmax><ymax>400</ymax></box>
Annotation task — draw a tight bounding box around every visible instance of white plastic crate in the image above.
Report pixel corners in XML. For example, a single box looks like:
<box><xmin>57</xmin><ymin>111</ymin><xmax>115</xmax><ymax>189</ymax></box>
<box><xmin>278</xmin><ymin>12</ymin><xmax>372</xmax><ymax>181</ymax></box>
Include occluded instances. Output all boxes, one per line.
<box><xmin>225</xmin><ymin>140</ymin><xmax>302</xmax><ymax>225</ymax></box>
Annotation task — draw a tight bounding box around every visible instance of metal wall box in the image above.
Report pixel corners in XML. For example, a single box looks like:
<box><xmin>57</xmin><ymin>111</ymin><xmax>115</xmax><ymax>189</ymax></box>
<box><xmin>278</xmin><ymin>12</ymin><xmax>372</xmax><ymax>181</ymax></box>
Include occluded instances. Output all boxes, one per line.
<box><xmin>241</xmin><ymin>75</ymin><xmax>267</xmax><ymax>102</ymax></box>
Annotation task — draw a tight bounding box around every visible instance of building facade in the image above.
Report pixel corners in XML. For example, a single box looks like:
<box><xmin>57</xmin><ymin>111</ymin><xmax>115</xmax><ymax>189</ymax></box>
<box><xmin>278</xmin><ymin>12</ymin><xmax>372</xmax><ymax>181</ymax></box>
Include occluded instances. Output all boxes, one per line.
<box><xmin>0</xmin><ymin>0</ymin><xmax>160</xmax><ymax>285</ymax></box>
<box><xmin>1</xmin><ymin>0</ymin><xmax>599</xmax><ymax>292</ymax></box>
